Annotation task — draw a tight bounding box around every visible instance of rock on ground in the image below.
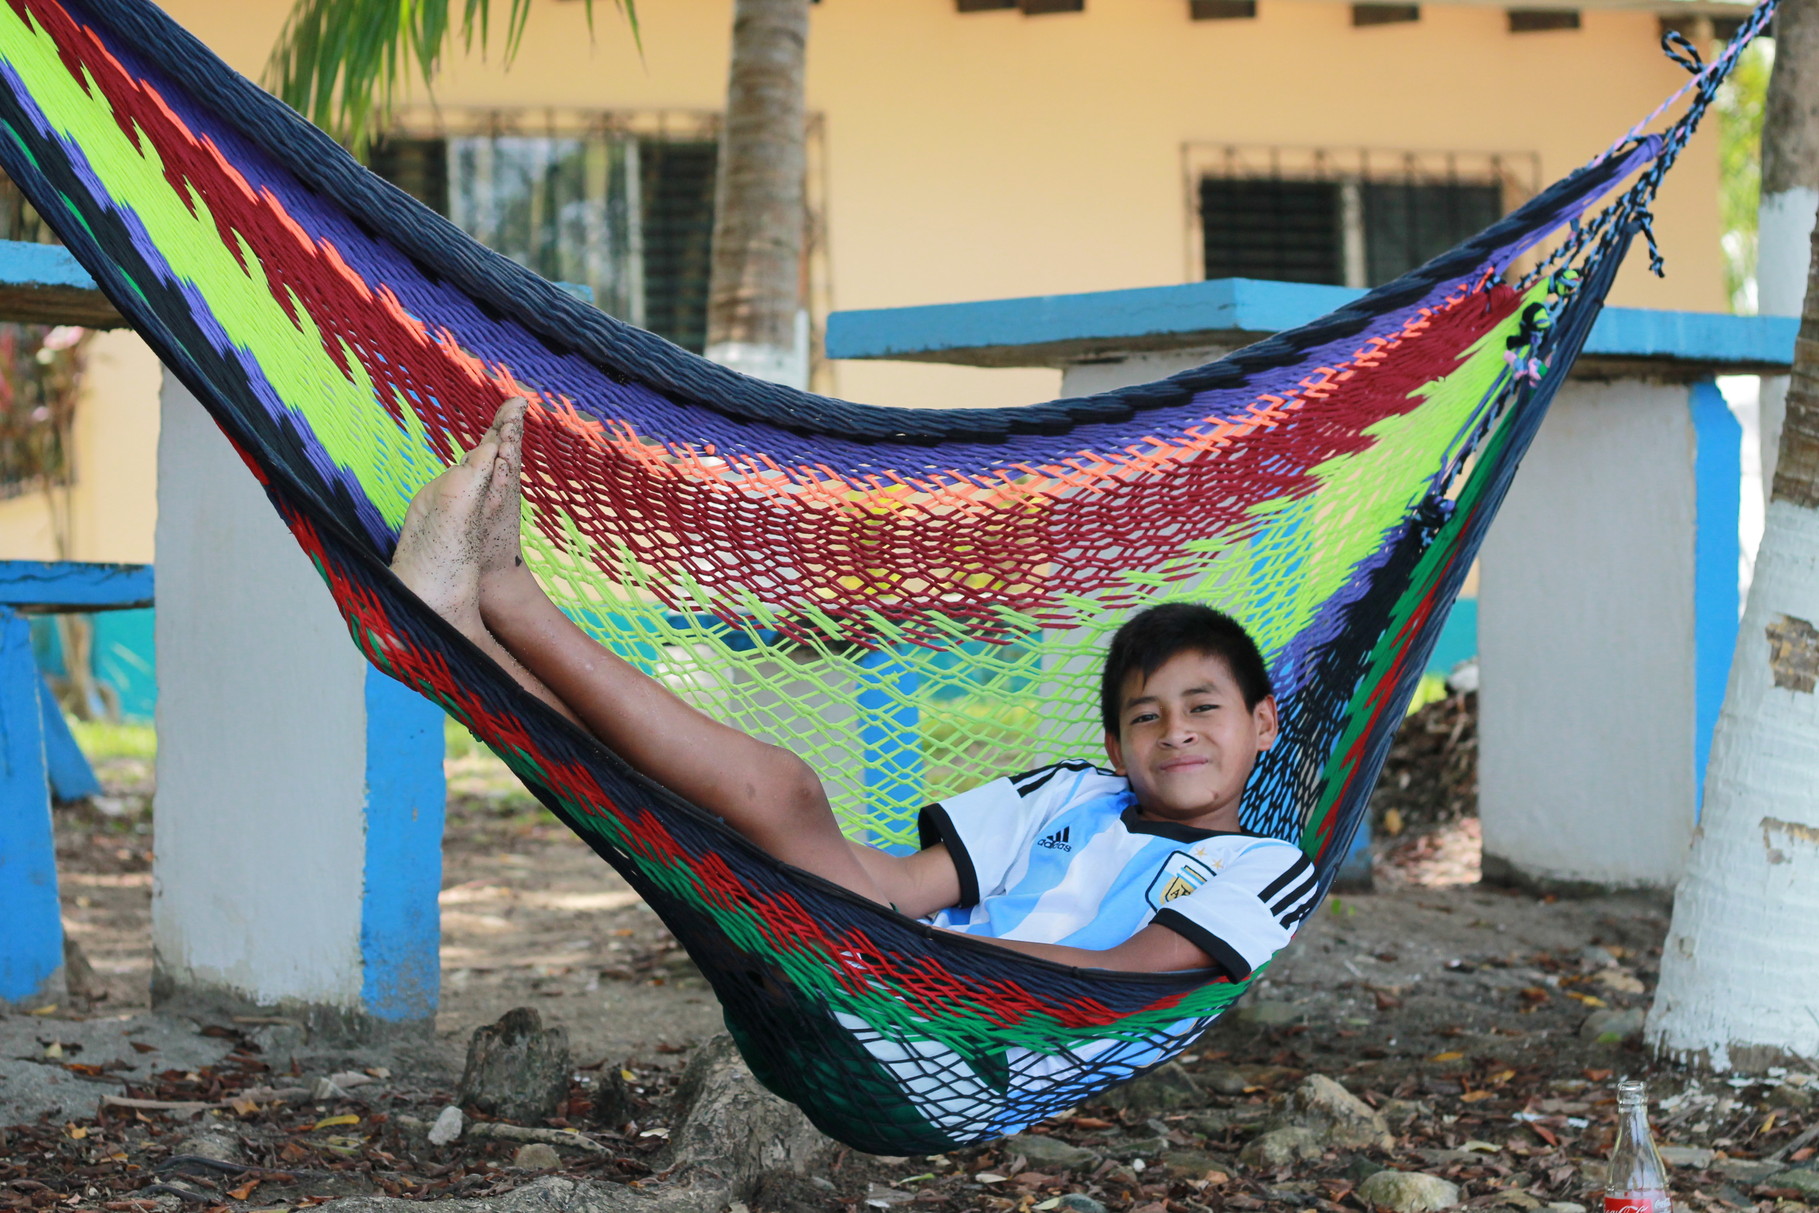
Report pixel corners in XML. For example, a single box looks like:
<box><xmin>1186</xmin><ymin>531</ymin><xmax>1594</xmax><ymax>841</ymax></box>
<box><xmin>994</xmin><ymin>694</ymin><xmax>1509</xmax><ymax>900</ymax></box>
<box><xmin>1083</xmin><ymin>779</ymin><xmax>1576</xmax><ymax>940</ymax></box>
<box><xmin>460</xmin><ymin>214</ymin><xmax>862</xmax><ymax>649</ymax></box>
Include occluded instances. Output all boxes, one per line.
<box><xmin>1356</xmin><ymin>1169</ymin><xmax>1463</xmax><ymax>1212</ymax></box>
<box><xmin>1276</xmin><ymin>1074</ymin><xmax>1394</xmax><ymax>1150</ymax></box>
<box><xmin>1716</xmin><ymin>1158</ymin><xmax>1785</xmax><ymax>1184</ymax></box>
<box><xmin>173</xmin><ymin>1129</ymin><xmax>241</xmax><ymax>1163</ymax></box>
<box><xmin>1767</xmin><ymin>1169</ymin><xmax>1819</xmax><ymax>1199</ymax></box>
<box><xmin>1199</xmin><ymin>1066</ymin><xmax>1250</xmax><ymax>1096</ymax></box>
<box><xmin>1578</xmin><ymin>1008</ymin><xmax>1646</xmax><ymax>1044</ymax></box>
<box><xmin>513</xmin><ymin>1142</ymin><xmax>562</xmax><ymax>1169</ymax></box>
<box><xmin>1003</xmin><ymin>1133</ymin><xmax>1100</xmax><ymax>1171</ymax></box>
<box><xmin>664</xmin><ymin>1034</ymin><xmax>832</xmax><ymax>1188</ymax></box>
<box><xmin>457</xmin><ymin>1007</ymin><xmax>571</xmax><ymax>1122</ymax></box>
<box><xmin>1233</xmin><ymin>999</ymin><xmax>1301</xmax><ymax>1026</ymax></box>
<box><xmin>1240</xmin><ymin>1126</ymin><xmax>1324</xmax><ymax>1168</ymax></box>
<box><xmin>428</xmin><ymin>1105</ymin><xmax>465</xmax><ymax>1146</ymax></box>
<box><xmin>1100</xmin><ymin>1063</ymin><xmax>1202</xmax><ymax>1115</ymax></box>
<box><xmin>1657</xmin><ymin>1145</ymin><xmax>1714</xmax><ymax>1168</ymax></box>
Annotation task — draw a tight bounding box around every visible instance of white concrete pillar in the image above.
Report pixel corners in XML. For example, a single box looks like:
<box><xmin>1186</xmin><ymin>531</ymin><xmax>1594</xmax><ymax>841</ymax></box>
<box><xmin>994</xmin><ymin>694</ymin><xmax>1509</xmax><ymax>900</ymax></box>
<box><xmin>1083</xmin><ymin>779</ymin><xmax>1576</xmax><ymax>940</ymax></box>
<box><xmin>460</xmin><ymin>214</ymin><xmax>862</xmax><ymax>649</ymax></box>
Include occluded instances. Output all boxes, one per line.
<box><xmin>1478</xmin><ymin>378</ymin><xmax>1739</xmax><ymax>892</ymax></box>
<box><xmin>151</xmin><ymin>374</ymin><xmax>445</xmax><ymax>1038</ymax></box>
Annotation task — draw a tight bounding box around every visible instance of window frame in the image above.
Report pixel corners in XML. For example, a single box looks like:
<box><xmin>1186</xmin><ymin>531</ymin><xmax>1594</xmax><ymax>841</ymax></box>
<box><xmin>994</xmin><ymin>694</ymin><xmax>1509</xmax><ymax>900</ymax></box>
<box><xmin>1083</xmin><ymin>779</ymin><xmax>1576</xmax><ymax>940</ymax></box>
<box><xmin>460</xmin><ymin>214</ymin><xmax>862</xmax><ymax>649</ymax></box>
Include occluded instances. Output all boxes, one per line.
<box><xmin>372</xmin><ymin>107</ymin><xmax>834</xmax><ymax>389</ymax></box>
<box><xmin>1181</xmin><ymin>143</ymin><xmax>1540</xmax><ymax>289</ymax></box>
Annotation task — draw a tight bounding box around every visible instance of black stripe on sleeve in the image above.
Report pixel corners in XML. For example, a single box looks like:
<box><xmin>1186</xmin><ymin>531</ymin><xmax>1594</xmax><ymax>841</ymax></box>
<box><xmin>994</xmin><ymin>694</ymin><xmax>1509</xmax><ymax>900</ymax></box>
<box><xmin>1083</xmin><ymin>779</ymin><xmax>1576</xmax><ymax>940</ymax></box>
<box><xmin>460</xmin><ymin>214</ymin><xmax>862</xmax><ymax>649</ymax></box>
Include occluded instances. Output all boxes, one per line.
<box><xmin>1258</xmin><ymin>854</ymin><xmax>1314</xmax><ymax>902</ymax></box>
<box><xmin>1151</xmin><ymin>908</ymin><xmax>1249</xmax><ymax>981</ymax></box>
<box><xmin>1270</xmin><ymin>871</ymin><xmax>1320</xmax><ymax>918</ymax></box>
<box><xmin>917</xmin><ymin>801</ymin><xmax>980</xmax><ymax>908</ymax></box>
<box><xmin>1279</xmin><ymin>896</ymin><xmax>1319</xmax><ymax>930</ymax></box>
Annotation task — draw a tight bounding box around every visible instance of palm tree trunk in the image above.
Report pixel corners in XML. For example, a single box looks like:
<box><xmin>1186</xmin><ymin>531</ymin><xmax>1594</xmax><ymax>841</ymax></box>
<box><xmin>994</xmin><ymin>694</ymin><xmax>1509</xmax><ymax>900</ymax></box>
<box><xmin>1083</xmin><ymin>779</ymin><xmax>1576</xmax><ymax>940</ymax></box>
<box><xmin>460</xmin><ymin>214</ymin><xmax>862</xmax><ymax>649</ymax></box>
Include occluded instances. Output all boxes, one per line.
<box><xmin>1647</xmin><ymin>203</ymin><xmax>1819</xmax><ymax>1069</ymax></box>
<box><xmin>1758</xmin><ymin>0</ymin><xmax>1818</xmax><ymax>493</ymax></box>
<box><xmin>705</xmin><ymin>0</ymin><xmax>810</xmax><ymax>389</ymax></box>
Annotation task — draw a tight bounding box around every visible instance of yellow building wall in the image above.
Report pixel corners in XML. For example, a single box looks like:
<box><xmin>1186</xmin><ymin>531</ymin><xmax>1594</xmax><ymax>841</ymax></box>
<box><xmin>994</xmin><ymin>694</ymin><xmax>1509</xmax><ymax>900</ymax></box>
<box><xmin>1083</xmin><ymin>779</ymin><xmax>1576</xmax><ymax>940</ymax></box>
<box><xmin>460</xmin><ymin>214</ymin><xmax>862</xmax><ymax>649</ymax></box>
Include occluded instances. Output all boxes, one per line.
<box><xmin>0</xmin><ymin>330</ymin><xmax>160</xmax><ymax>562</ymax></box>
<box><xmin>1</xmin><ymin>0</ymin><xmax>1732</xmax><ymax>559</ymax></box>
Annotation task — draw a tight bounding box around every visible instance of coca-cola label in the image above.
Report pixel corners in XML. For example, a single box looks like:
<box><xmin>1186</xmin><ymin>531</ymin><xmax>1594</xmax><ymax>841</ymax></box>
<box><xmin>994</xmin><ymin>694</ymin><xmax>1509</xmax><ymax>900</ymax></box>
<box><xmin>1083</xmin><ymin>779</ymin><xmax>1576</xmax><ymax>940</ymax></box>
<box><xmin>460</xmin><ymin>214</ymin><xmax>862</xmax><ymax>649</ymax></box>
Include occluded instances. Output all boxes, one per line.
<box><xmin>1606</xmin><ymin>1196</ymin><xmax>1666</xmax><ymax>1213</ymax></box>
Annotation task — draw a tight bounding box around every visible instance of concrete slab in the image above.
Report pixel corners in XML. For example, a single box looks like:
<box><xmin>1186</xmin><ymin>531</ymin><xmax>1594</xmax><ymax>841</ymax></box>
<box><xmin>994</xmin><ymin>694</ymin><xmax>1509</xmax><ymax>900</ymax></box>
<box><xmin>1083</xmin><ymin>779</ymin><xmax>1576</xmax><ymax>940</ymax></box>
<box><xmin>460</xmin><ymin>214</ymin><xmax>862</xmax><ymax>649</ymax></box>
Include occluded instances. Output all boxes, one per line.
<box><xmin>0</xmin><ymin>1011</ymin><xmax>234</xmax><ymax>1126</ymax></box>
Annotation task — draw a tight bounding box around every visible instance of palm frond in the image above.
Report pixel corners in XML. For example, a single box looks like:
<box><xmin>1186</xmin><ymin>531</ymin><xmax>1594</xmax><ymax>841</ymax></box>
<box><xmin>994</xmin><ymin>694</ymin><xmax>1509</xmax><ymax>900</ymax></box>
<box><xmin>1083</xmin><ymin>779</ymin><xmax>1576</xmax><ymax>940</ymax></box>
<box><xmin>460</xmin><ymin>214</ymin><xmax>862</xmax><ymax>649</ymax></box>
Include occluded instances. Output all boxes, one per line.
<box><xmin>263</xmin><ymin>0</ymin><xmax>640</xmax><ymax>155</ymax></box>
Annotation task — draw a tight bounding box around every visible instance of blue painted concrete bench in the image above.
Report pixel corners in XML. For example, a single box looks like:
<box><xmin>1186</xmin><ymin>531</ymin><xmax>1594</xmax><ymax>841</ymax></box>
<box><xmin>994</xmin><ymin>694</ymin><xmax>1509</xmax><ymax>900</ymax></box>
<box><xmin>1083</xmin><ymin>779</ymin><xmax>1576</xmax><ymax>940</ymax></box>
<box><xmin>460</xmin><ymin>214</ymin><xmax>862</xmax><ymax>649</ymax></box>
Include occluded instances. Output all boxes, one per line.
<box><xmin>0</xmin><ymin>559</ymin><xmax>152</xmax><ymax>1008</ymax></box>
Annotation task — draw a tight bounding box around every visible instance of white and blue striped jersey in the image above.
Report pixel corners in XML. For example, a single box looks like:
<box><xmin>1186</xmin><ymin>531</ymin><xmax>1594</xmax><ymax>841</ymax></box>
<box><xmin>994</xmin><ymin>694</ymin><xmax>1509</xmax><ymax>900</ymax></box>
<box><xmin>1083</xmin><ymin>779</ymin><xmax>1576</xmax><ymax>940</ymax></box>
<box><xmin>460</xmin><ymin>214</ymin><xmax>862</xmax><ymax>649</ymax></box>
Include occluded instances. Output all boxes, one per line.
<box><xmin>918</xmin><ymin>760</ymin><xmax>1318</xmax><ymax>978</ymax></box>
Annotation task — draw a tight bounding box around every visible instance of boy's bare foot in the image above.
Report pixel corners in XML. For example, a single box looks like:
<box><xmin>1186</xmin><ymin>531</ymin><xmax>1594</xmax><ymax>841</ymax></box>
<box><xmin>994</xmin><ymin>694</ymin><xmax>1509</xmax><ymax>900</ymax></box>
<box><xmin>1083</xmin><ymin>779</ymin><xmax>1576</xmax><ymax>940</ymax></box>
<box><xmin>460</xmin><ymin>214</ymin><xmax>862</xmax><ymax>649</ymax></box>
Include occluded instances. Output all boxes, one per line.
<box><xmin>474</xmin><ymin>397</ymin><xmax>548</xmax><ymax>623</ymax></box>
<box><xmin>476</xmin><ymin>397</ymin><xmax>529</xmax><ymax>580</ymax></box>
<box><xmin>390</xmin><ymin>413</ymin><xmax>510</xmax><ymax>641</ymax></box>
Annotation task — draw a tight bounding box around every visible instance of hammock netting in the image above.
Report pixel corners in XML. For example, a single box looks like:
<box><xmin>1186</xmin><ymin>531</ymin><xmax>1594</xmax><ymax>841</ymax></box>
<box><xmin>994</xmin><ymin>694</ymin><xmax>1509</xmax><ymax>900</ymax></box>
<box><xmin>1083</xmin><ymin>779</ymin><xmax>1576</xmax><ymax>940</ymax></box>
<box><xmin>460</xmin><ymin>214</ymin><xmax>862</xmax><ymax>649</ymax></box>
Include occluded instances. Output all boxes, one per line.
<box><xmin>0</xmin><ymin>0</ymin><xmax>1770</xmax><ymax>1152</ymax></box>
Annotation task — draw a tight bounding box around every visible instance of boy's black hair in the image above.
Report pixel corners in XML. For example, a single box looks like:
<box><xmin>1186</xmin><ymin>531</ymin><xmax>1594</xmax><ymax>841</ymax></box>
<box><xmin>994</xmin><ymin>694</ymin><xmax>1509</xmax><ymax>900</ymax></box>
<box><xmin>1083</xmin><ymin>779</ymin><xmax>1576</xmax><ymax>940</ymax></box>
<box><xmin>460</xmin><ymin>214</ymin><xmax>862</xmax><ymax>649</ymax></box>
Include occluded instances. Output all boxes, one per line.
<box><xmin>1100</xmin><ymin>603</ymin><xmax>1273</xmax><ymax>733</ymax></box>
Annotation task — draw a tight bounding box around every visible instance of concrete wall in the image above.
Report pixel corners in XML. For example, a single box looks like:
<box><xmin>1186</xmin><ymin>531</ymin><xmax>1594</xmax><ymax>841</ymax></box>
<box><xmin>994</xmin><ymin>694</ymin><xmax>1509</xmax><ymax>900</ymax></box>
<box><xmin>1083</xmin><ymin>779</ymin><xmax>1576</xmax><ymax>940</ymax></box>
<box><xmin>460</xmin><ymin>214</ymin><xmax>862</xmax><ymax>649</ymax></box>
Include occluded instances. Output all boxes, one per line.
<box><xmin>1477</xmin><ymin>377</ymin><xmax>1728</xmax><ymax>892</ymax></box>
<box><xmin>151</xmin><ymin>376</ymin><xmax>445</xmax><ymax>1035</ymax></box>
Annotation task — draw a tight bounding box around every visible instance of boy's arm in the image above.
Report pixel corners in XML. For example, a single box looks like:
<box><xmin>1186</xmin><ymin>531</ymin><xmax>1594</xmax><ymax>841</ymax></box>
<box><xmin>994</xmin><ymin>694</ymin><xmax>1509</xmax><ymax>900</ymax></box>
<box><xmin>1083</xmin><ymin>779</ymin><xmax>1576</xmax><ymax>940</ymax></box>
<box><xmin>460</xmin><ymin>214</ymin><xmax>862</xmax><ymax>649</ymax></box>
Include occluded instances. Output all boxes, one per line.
<box><xmin>849</xmin><ymin>841</ymin><xmax>964</xmax><ymax>920</ymax></box>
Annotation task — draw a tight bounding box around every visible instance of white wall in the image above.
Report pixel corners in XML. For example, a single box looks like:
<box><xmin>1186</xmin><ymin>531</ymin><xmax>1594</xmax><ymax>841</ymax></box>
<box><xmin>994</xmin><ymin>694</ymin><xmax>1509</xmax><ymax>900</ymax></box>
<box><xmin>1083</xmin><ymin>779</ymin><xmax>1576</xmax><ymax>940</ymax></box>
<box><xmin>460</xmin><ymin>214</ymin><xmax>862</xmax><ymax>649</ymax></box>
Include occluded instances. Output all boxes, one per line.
<box><xmin>151</xmin><ymin>376</ymin><xmax>370</xmax><ymax>1012</ymax></box>
<box><xmin>1478</xmin><ymin>378</ymin><xmax>1698</xmax><ymax>890</ymax></box>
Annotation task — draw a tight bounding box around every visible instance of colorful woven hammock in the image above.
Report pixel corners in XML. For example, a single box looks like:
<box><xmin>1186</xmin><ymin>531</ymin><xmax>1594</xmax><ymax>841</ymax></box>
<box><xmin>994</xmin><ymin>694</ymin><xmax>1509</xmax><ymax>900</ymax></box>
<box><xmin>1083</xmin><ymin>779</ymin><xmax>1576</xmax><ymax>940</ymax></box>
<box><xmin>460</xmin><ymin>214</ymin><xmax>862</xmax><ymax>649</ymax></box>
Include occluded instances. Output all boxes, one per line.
<box><xmin>0</xmin><ymin>0</ymin><xmax>1768</xmax><ymax>1152</ymax></box>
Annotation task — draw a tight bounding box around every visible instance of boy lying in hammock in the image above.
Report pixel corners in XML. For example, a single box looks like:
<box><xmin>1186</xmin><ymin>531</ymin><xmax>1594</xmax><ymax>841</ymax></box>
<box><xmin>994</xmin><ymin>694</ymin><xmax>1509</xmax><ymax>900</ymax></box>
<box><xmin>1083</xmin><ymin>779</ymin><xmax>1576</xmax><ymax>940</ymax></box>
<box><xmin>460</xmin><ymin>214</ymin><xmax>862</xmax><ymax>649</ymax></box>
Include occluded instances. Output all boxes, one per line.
<box><xmin>392</xmin><ymin>398</ymin><xmax>1318</xmax><ymax>985</ymax></box>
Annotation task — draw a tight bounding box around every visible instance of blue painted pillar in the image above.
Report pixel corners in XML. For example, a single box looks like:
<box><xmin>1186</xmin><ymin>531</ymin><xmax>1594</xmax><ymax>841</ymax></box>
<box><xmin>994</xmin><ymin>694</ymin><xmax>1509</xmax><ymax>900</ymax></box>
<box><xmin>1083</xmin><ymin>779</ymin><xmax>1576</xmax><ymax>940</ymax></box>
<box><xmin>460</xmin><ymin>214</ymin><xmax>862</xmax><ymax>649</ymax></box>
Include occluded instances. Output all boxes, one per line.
<box><xmin>0</xmin><ymin>608</ymin><xmax>64</xmax><ymax>1007</ymax></box>
<box><xmin>857</xmin><ymin>646</ymin><xmax>923</xmax><ymax>854</ymax></box>
<box><xmin>360</xmin><ymin>669</ymin><xmax>448</xmax><ymax>1022</ymax></box>
<box><xmin>1689</xmin><ymin>379</ymin><xmax>1742</xmax><ymax>814</ymax></box>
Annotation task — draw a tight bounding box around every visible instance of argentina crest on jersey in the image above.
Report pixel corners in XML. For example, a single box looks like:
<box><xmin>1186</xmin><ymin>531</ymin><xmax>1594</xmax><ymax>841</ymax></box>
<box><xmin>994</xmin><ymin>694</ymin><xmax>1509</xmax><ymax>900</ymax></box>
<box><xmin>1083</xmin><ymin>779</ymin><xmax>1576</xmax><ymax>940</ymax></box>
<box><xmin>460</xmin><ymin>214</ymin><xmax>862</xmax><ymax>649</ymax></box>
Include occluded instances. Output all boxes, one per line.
<box><xmin>1146</xmin><ymin>850</ymin><xmax>1216</xmax><ymax>910</ymax></box>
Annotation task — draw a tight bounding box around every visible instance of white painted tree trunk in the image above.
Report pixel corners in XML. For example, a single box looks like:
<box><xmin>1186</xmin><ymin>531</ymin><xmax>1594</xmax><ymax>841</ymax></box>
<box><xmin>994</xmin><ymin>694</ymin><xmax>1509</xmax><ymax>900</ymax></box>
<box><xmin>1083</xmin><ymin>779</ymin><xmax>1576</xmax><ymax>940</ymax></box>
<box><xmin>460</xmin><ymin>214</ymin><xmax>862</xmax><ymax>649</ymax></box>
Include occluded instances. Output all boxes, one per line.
<box><xmin>1648</xmin><ymin>200</ymin><xmax>1819</xmax><ymax>1070</ymax></box>
<box><xmin>1647</xmin><ymin>500</ymin><xmax>1819</xmax><ymax>1068</ymax></box>
<box><xmin>1757</xmin><ymin>0</ymin><xmax>1819</xmax><ymax>494</ymax></box>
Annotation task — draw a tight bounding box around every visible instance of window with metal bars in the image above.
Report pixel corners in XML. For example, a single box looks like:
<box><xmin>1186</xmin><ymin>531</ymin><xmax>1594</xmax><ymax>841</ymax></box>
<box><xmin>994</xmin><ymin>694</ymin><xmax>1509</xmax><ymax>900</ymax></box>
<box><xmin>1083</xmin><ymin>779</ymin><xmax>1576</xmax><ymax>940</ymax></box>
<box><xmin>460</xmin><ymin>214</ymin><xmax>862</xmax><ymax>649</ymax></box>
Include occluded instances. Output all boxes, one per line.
<box><xmin>367</xmin><ymin>131</ymin><xmax>719</xmax><ymax>353</ymax></box>
<box><xmin>1199</xmin><ymin>179</ymin><xmax>1343</xmax><ymax>285</ymax></box>
<box><xmin>1191</xmin><ymin>148</ymin><xmax>1531</xmax><ymax>288</ymax></box>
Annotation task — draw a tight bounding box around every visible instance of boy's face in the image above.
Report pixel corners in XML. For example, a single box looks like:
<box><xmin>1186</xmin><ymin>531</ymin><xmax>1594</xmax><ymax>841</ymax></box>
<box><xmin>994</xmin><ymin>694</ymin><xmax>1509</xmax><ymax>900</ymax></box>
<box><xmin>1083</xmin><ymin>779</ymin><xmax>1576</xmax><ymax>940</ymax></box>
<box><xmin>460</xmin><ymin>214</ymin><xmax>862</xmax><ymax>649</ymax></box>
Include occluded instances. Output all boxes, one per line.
<box><xmin>1103</xmin><ymin>648</ymin><xmax>1277</xmax><ymax>831</ymax></box>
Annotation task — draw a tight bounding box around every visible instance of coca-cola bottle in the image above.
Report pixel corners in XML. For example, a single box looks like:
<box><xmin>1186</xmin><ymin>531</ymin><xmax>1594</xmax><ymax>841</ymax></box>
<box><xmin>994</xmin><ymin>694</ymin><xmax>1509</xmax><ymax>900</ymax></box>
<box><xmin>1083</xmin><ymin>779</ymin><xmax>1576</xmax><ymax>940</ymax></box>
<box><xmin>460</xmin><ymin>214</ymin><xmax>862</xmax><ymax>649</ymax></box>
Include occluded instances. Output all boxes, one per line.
<box><xmin>1604</xmin><ymin>1078</ymin><xmax>1672</xmax><ymax>1213</ymax></box>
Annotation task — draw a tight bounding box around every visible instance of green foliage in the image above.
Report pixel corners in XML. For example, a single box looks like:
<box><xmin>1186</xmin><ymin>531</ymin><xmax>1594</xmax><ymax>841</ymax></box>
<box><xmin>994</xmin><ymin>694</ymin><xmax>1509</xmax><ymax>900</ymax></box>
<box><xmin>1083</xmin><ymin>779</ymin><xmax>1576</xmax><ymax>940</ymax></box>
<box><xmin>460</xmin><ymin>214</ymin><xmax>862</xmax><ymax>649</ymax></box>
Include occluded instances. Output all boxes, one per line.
<box><xmin>1406</xmin><ymin>672</ymin><xmax>1450</xmax><ymax>715</ymax></box>
<box><xmin>264</xmin><ymin>0</ymin><xmax>638</xmax><ymax>154</ymax></box>
<box><xmin>69</xmin><ymin>719</ymin><xmax>156</xmax><ymax>762</ymax></box>
<box><xmin>444</xmin><ymin>711</ymin><xmax>489</xmax><ymax>762</ymax></box>
<box><xmin>1717</xmin><ymin>38</ymin><xmax>1772</xmax><ymax>313</ymax></box>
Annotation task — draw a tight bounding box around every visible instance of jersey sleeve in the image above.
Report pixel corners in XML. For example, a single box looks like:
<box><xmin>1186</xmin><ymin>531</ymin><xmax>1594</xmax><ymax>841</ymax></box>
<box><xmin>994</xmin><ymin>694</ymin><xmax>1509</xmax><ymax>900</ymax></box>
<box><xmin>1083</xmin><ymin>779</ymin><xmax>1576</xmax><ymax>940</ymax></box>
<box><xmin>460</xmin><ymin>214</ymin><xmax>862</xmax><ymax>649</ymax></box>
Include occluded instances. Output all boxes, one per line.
<box><xmin>1149</xmin><ymin>839</ymin><xmax>1318</xmax><ymax>980</ymax></box>
<box><xmin>918</xmin><ymin>760</ymin><xmax>1119</xmax><ymax>907</ymax></box>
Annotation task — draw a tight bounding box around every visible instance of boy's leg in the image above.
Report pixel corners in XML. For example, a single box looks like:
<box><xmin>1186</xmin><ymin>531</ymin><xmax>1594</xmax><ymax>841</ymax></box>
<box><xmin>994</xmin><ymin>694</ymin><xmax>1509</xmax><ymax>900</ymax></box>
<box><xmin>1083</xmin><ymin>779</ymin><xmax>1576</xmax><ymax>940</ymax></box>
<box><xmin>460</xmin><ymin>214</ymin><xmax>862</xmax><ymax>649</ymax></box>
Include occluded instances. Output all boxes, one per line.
<box><xmin>395</xmin><ymin>399</ymin><xmax>896</xmax><ymax>906</ymax></box>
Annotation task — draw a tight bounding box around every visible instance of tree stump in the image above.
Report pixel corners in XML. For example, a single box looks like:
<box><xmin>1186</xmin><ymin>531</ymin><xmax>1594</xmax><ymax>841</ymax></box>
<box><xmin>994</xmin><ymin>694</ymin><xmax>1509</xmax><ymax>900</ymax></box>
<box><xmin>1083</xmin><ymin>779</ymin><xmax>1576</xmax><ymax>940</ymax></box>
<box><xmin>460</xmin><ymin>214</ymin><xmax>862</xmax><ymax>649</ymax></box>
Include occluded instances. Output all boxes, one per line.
<box><xmin>666</xmin><ymin>1034</ymin><xmax>831</xmax><ymax>1187</ymax></box>
<box><xmin>456</xmin><ymin>1007</ymin><xmax>570</xmax><ymax>1122</ymax></box>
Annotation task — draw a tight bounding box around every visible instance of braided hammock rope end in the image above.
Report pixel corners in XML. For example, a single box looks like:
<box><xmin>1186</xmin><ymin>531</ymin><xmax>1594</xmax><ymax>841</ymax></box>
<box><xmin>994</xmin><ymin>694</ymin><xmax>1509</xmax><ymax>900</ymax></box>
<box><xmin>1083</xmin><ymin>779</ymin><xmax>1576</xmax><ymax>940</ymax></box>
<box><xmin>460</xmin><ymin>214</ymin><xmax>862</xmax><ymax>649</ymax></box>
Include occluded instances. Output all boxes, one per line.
<box><xmin>0</xmin><ymin>0</ymin><xmax>1773</xmax><ymax>1150</ymax></box>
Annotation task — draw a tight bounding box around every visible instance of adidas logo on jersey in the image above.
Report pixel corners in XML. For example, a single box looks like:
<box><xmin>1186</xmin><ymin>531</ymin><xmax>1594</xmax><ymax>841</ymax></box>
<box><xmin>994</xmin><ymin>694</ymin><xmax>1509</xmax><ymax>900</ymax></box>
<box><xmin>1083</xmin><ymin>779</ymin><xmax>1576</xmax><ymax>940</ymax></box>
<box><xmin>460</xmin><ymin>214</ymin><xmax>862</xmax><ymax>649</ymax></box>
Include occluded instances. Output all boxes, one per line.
<box><xmin>1036</xmin><ymin>827</ymin><xmax>1072</xmax><ymax>852</ymax></box>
